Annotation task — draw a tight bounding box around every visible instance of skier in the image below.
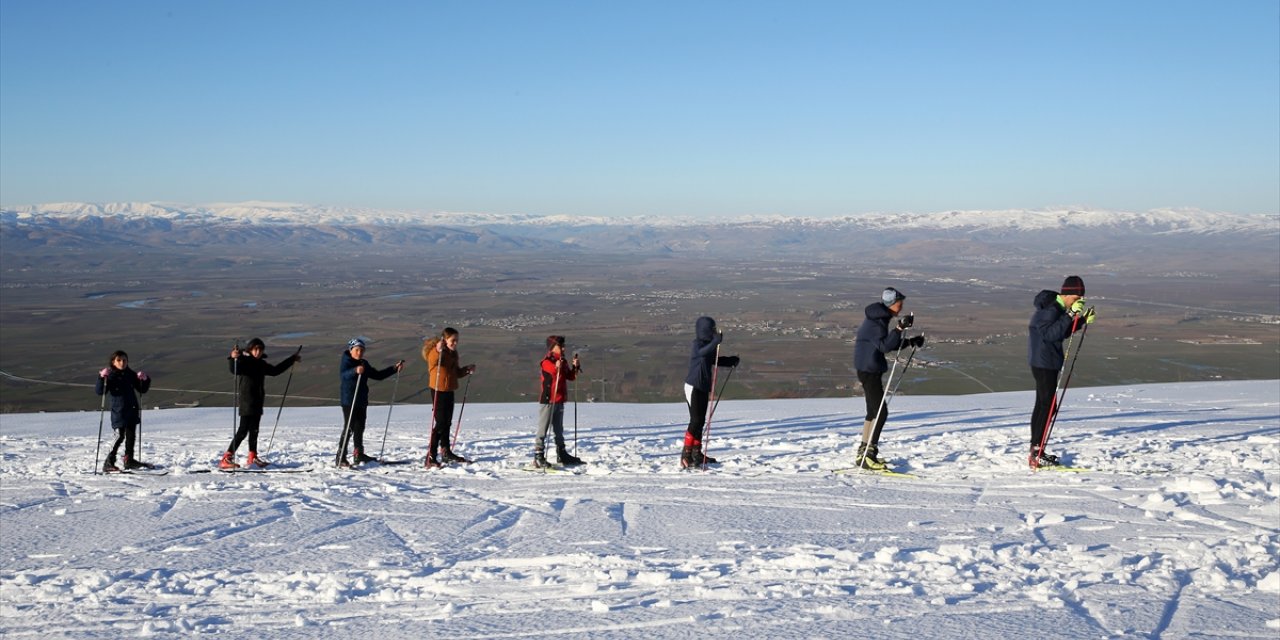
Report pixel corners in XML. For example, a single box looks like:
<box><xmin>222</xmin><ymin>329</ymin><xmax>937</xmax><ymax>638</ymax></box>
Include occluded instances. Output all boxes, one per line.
<box><xmin>218</xmin><ymin>338</ymin><xmax>301</xmax><ymax>470</ymax></box>
<box><xmin>853</xmin><ymin>287</ymin><xmax>925</xmax><ymax>470</ymax></box>
<box><xmin>338</xmin><ymin>338</ymin><xmax>404</xmax><ymax>467</ymax></box>
<box><xmin>532</xmin><ymin>335</ymin><xmax>583</xmax><ymax>468</ymax></box>
<box><xmin>95</xmin><ymin>350</ymin><xmax>152</xmax><ymax>471</ymax></box>
<box><xmin>1028</xmin><ymin>275</ymin><xmax>1096</xmax><ymax>467</ymax></box>
<box><xmin>681</xmin><ymin>316</ymin><xmax>740</xmax><ymax>468</ymax></box>
<box><xmin>422</xmin><ymin>328</ymin><xmax>476</xmax><ymax>468</ymax></box>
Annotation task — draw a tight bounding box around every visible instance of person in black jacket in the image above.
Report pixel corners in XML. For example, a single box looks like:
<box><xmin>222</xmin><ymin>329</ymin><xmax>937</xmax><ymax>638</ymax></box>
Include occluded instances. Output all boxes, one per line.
<box><xmin>95</xmin><ymin>350</ymin><xmax>152</xmax><ymax>471</ymax></box>
<box><xmin>681</xmin><ymin>316</ymin><xmax>740</xmax><ymax>468</ymax></box>
<box><xmin>1027</xmin><ymin>275</ymin><xmax>1096</xmax><ymax>467</ymax></box>
<box><xmin>852</xmin><ymin>288</ymin><xmax>924</xmax><ymax>470</ymax></box>
<box><xmin>219</xmin><ymin>338</ymin><xmax>301</xmax><ymax>470</ymax></box>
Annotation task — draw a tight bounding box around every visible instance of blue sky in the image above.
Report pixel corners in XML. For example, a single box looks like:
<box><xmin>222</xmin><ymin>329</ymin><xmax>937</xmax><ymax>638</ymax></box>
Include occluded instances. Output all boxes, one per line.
<box><xmin>2</xmin><ymin>0</ymin><xmax>1277</xmax><ymax>218</ymax></box>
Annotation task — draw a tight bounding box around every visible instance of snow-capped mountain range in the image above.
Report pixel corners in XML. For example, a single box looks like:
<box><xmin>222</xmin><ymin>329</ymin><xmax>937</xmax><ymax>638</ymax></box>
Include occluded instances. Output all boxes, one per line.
<box><xmin>3</xmin><ymin>201</ymin><xmax>1277</xmax><ymax>234</ymax></box>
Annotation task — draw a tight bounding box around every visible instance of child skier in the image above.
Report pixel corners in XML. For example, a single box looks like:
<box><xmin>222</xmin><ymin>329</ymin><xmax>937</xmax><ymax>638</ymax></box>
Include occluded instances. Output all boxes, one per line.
<box><xmin>681</xmin><ymin>316</ymin><xmax>740</xmax><ymax>468</ymax></box>
<box><xmin>532</xmin><ymin>335</ymin><xmax>583</xmax><ymax>468</ymax></box>
<box><xmin>219</xmin><ymin>338</ymin><xmax>301</xmax><ymax>470</ymax></box>
<box><xmin>1028</xmin><ymin>275</ymin><xmax>1096</xmax><ymax>467</ymax></box>
<box><xmin>338</xmin><ymin>338</ymin><xmax>404</xmax><ymax>467</ymax></box>
<box><xmin>422</xmin><ymin>328</ymin><xmax>476</xmax><ymax>468</ymax></box>
<box><xmin>95</xmin><ymin>350</ymin><xmax>152</xmax><ymax>471</ymax></box>
<box><xmin>853</xmin><ymin>287</ymin><xmax>925</xmax><ymax>470</ymax></box>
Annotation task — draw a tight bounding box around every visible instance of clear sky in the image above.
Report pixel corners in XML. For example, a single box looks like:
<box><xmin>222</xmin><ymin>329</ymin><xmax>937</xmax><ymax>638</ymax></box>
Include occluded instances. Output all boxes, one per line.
<box><xmin>2</xmin><ymin>0</ymin><xmax>1277</xmax><ymax>218</ymax></box>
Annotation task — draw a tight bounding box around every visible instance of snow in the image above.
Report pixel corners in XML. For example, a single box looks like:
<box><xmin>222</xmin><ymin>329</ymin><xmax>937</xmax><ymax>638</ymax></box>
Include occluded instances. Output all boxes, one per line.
<box><xmin>1</xmin><ymin>380</ymin><xmax>1277</xmax><ymax>638</ymax></box>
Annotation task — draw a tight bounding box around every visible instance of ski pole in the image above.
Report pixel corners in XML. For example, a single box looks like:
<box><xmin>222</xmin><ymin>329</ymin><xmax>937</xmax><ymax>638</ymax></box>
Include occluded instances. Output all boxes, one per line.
<box><xmin>706</xmin><ymin>363</ymin><xmax>736</xmax><ymax>424</ymax></box>
<box><xmin>1033</xmin><ymin>312</ymin><xmax>1085</xmax><ymax>466</ymax></box>
<box><xmin>231</xmin><ymin>341</ymin><xmax>240</xmax><ymax>441</ymax></box>
<box><xmin>264</xmin><ymin>346</ymin><xmax>302</xmax><ymax>458</ymax></box>
<box><xmin>429</xmin><ymin>355</ymin><xmax>442</xmax><ymax>458</ymax></box>
<box><xmin>450</xmin><ymin>374</ymin><xmax>471</xmax><ymax>451</ymax></box>
<box><xmin>702</xmin><ymin>343</ymin><xmax>721</xmax><ymax>467</ymax></box>
<box><xmin>573</xmin><ymin>354</ymin><xmax>579</xmax><ymax>456</ymax></box>
<box><xmin>1036</xmin><ymin>310</ymin><xmax>1091</xmax><ymax>464</ymax></box>
<box><xmin>336</xmin><ymin>372</ymin><xmax>363</xmax><ymax>467</ymax></box>
<box><xmin>885</xmin><ymin>338</ymin><xmax>923</xmax><ymax>400</ymax></box>
<box><xmin>93</xmin><ymin>375</ymin><xmax>107</xmax><ymax>474</ymax></box>
<box><xmin>377</xmin><ymin>367</ymin><xmax>402</xmax><ymax>461</ymax></box>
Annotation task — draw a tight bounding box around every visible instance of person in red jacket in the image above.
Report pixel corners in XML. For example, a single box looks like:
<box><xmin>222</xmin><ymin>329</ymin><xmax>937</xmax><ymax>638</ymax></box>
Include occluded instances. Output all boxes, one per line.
<box><xmin>532</xmin><ymin>335</ymin><xmax>582</xmax><ymax>468</ymax></box>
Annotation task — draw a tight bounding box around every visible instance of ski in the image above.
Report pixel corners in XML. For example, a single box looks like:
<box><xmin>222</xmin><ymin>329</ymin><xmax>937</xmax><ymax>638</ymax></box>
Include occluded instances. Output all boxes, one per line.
<box><xmin>521</xmin><ymin>464</ymin><xmax>573</xmax><ymax>474</ymax></box>
<box><xmin>1036</xmin><ymin>465</ymin><xmax>1089</xmax><ymax>473</ymax></box>
<box><xmin>211</xmin><ymin>465</ymin><xmax>313</xmax><ymax>474</ymax></box>
<box><xmin>102</xmin><ymin>468</ymin><xmax>169</xmax><ymax>476</ymax></box>
<box><xmin>833</xmin><ymin>467</ymin><xmax>917</xmax><ymax>478</ymax></box>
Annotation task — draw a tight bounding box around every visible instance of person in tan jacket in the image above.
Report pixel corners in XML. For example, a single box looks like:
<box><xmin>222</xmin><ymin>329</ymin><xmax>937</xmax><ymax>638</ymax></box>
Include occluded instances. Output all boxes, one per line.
<box><xmin>422</xmin><ymin>327</ymin><xmax>476</xmax><ymax>467</ymax></box>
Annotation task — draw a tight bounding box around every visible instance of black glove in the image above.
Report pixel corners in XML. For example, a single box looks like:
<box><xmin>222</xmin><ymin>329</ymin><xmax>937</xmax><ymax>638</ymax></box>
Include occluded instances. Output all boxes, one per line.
<box><xmin>897</xmin><ymin>313</ymin><xmax>914</xmax><ymax>330</ymax></box>
<box><xmin>719</xmin><ymin>355</ymin><xmax>741</xmax><ymax>368</ymax></box>
<box><xmin>906</xmin><ymin>335</ymin><xmax>925</xmax><ymax>349</ymax></box>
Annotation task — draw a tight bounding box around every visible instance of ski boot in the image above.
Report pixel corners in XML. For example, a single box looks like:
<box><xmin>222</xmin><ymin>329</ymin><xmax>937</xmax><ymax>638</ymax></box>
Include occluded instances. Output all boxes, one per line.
<box><xmin>122</xmin><ymin>455</ymin><xmax>148</xmax><ymax>470</ymax></box>
<box><xmin>353</xmin><ymin>449</ymin><xmax>376</xmax><ymax>465</ymax></box>
<box><xmin>246</xmin><ymin>451</ymin><xmax>269</xmax><ymax>468</ymax></box>
<box><xmin>424</xmin><ymin>454</ymin><xmax>442</xmax><ymax>469</ymax></box>
<box><xmin>556</xmin><ymin>448</ymin><xmax>584</xmax><ymax>467</ymax></box>
<box><xmin>532</xmin><ymin>452</ymin><xmax>550</xmax><ymax>469</ymax></box>
<box><xmin>219</xmin><ymin>451</ymin><xmax>240</xmax><ymax>470</ymax></box>
<box><xmin>680</xmin><ymin>445</ymin><xmax>700</xmax><ymax>469</ymax></box>
<box><xmin>441</xmin><ymin>447</ymin><xmax>471</xmax><ymax>464</ymax></box>
<box><xmin>855</xmin><ymin>443</ymin><xmax>887</xmax><ymax>471</ymax></box>
<box><xmin>1028</xmin><ymin>449</ymin><xmax>1060</xmax><ymax>469</ymax></box>
<box><xmin>103</xmin><ymin>455</ymin><xmax>120</xmax><ymax>473</ymax></box>
<box><xmin>697</xmin><ymin>450</ymin><xmax>719</xmax><ymax>465</ymax></box>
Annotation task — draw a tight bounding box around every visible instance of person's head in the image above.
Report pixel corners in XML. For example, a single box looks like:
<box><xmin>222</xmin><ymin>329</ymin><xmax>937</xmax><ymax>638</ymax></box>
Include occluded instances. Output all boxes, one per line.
<box><xmin>441</xmin><ymin>327</ymin><xmax>459</xmax><ymax>350</ymax></box>
<box><xmin>347</xmin><ymin>337</ymin><xmax>366</xmax><ymax>358</ymax></box>
<box><xmin>546</xmin><ymin>334</ymin><xmax>565</xmax><ymax>356</ymax></box>
<box><xmin>882</xmin><ymin>287</ymin><xmax>906</xmax><ymax>315</ymax></box>
<box><xmin>1060</xmin><ymin>276</ymin><xmax>1085</xmax><ymax>307</ymax></box>
<box><xmin>695</xmin><ymin>316</ymin><xmax>717</xmax><ymax>341</ymax></box>
<box><xmin>246</xmin><ymin>337</ymin><xmax>266</xmax><ymax>359</ymax></box>
<box><xmin>108</xmin><ymin>350</ymin><xmax>129</xmax><ymax>369</ymax></box>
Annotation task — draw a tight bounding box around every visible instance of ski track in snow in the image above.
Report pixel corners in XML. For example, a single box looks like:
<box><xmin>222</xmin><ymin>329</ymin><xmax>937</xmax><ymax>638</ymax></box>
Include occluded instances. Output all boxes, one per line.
<box><xmin>0</xmin><ymin>381</ymin><xmax>1277</xmax><ymax>639</ymax></box>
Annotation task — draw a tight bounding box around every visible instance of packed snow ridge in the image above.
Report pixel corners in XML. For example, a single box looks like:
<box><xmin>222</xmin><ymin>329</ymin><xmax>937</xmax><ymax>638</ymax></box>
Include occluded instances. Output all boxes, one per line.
<box><xmin>3</xmin><ymin>201</ymin><xmax>1277</xmax><ymax>234</ymax></box>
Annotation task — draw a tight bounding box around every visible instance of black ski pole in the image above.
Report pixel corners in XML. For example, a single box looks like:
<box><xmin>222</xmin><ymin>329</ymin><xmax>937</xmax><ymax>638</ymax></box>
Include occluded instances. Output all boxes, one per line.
<box><xmin>377</xmin><ymin>368</ymin><xmax>402</xmax><ymax>462</ymax></box>
<box><xmin>573</xmin><ymin>354</ymin><xmax>579</xmax><ymax>456</ymax></box>
<box><xmin>336</xmin><ymin>372</ymin><xmax>363</xmax><ymax>467</ymax></box>
<box><xmin>1037</xmin><ymin>311</ymin><xmax>1092</xmax><ymax>464</ymax></box>
<box><xmin>93</xmin><ymin>374</ymin><xmax>107</xmax><ymax>474</ymax></box>
<box><xmin>451</xmin><ymin>374</ymin><xmax>471</xmax><ymax>451</ymax></box>
<box><xmin>706</xmin><ymin>364</ymin><xmax>736</xmax><ymax>424</ymax></box>
<box><xmin>264</xmin><ymin>346</ymin><xmax>302</xmax><ymax>458</ymax></box>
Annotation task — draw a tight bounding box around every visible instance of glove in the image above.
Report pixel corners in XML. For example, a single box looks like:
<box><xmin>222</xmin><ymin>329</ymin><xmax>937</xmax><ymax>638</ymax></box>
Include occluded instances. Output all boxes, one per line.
<box><xmin>897</xmin><ymin>313</ymin><xmax>914</xmax><ymax>330</ymax></box>
<box><xmin>720</xmin><ymin>355</ymin><xmax>741</xmax><ymax>368</ymax></box>
<box><xmin>1070</xmin><ymin>299</ymin><xmax>1086</xmax><ymax>314</ymax></box>
<box><xmin>906</xmin><ymin>335</ymin><xmax>926</xmax><ymax>349</ymax></box>
<box><xmin>99</xmin><ymin>367</ymin><xmax>111</xmax><ymax>378</ymax></box>
<box><xmin>136</xmin><ymin>371</ymin><xmax>148</xmax><ymax>381</ymax></box>
<box><xmin>1083</xmin><ymin>308</ymin><xmax>1096</xmax><ymax>324</ymax></box>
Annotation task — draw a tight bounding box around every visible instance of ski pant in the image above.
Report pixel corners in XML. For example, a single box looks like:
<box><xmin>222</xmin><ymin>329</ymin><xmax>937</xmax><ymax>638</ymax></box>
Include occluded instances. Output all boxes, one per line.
<box><xmin>429</xmin><ymin>390</ymin><xmax>455</xmax><ymax>457</ymax></box>
<box><xmin>228</xmin><ymin>414</ymin><xmax>262</xmax><ymax>454</ymax></box>
<box><xmin>1030</xmin><ymin>366</ymin><xmax>1059</xmax><ymax>450</ymax></box>
<box><xmin>107</xmin><ymin>423</ymin><xmax>137</xmax><ymax>461</ymax></box>
<box><xmin>535</xmin><ymin>402</ymin><xmax>566</xmax><ymax>454</ymax></box>
<box><xmin>857</xmin><ymin>370</ymin><xmax>889</xmax><ymax>447</ymax></box>
<box><xmin>339</xmin><ymin>404</ymin><xmax>368</xmax><ymax>458</ymax></box>
<box><xmin>683</xmin><ymin>383</ymin><xmax>710</xmax><ymax>447</ymax></box>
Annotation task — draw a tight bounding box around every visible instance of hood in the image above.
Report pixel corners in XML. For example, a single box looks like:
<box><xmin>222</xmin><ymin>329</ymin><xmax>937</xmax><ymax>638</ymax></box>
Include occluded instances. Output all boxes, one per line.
<box><xmin>864</xmin><ymin>302</ymin><xmax>893</xmax><ymax>320</ymax></box>
<box><xmin>695</xmin><ymin>316</ymin><xmax>717</xmax><ymax>342</ymax></box>
<box><xmin>1033</xmin><ymin>290</ymin><xmax>1060</xmax><ymax>309</ymax></box>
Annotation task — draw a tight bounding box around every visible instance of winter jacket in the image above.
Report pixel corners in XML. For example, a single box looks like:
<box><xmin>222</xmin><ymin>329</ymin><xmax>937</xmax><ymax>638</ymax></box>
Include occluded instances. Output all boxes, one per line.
<box><xmin>229</xmin><ymin>352</ymin><xmax>298</xmax><ymax>416</ymax></box>
<box><xmin>1028</xmin><ymin>290</ymin><xmax>1084</xmax><ymax>370</ymax></box>
<box><xmin>339</xmin><ymin>350</ymin><xmax>397</xmax><ymax>407</ymax></box>
<box><xmin>95</xmin><ymin>367</ymin><xmax>151</xmax><ymax>428</ymax></box>
<box><xmin>423</xmin><ymin>338</ymin><xmax>471</xmax><ymax>392</ymax></box>
<box><xmin>539</xmin><ymin>353</ymin><xmax>578</xmax><ymax>404</ymax></box>
<box><xmin>854</xmin><ymin>302</ymin><xmax>905</xmax><ymax>374</ymax></box>
<box><xmin>685</xmin><ymin>316</ymin><xmax>728</xmax><ymax>391</ymax></box>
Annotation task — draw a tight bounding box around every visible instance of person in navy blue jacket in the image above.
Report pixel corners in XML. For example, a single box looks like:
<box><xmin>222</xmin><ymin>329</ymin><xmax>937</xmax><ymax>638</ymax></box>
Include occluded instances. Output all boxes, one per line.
<box><xmin>681</xmin><ymin>316</ymin><xmax>740</xmax><ymax>468</ymax></box>
<box><xmin>218</xmin><ymin>338</ymin><xmax>301</xmax><ymax>470</ymax></box>
<box><xmin>853</xmin><ymin>288</ymin><xmax>924</xmax><ymax>469</ymax></box>
<box><xmin>337</xmin><ymin>338</ymin><xmax>404</xmax><ymax>467</ymax></box>
<box><xmin>1027</xmin><ymin>275</ymin><xmax>1096</xmax><ymax>467</ymax></box>
<box><xmin>95</xmin><ymin>350</ymin><xmax>152</xmax><ymax>471</ymax></box>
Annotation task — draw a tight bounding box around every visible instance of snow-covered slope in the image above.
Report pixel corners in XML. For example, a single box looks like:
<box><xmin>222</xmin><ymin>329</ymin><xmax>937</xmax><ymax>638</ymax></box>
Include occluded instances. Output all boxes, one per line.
<box><xmin>0</xmin><ymin>381</ymin><xmax>1276</xmax><ymax>638</ymax></box>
